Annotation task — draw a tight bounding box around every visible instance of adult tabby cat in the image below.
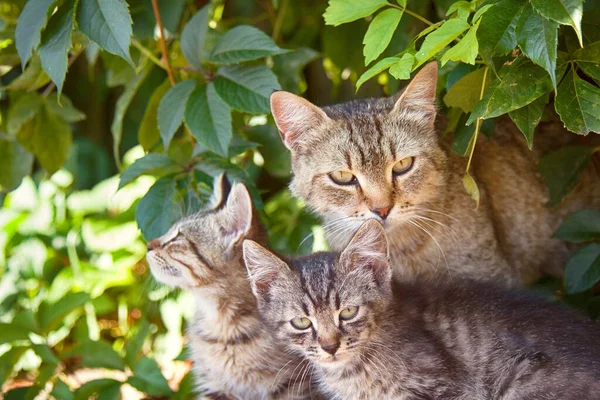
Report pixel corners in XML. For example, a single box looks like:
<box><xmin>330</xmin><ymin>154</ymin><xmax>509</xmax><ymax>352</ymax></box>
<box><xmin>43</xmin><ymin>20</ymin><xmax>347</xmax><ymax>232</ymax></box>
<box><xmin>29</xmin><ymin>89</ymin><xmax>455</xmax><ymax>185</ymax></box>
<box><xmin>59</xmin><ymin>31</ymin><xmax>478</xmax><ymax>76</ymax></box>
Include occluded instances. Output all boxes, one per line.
<box><xmin>244</xmin><ymin>220</ymin><xmax>600</xmax><ymax>400</ymax></box>
<box><xmin>270</xmin><ymin>61</ymin><xmax>600</xmax><ymax>285</ymax></box>
<box><xmin>146</xmin><ymin>176</ymin><xmax>312</xmax><ymax>399</ymax></box>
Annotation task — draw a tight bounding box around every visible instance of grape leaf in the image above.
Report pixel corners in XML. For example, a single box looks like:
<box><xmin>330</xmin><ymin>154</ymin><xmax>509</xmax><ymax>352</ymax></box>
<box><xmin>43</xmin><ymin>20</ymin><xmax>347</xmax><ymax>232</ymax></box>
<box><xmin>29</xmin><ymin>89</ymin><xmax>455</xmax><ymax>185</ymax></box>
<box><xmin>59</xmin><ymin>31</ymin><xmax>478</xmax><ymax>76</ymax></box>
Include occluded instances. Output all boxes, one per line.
<box><xmin>441</xmin><ymin>22</ymin><xmax>479</xmax><ymax>66</ymax></box>
<box><xmin>414</xmin><ymin>19</ymin><xmax>469</xmax><ymax>68</ymax></box>
<box><xmin>363</xmin><ymin>8</ymin><xmax>403</xmax><ymax>65</ymax></box>
<box><xmin>477</xmin><ymin>0</ymin><xmax>526</xmax><ymax>62</ymax></box>
<box><xmin>555</xmin><ymin>68</ymin><xmax>600</xmax><ymax>135</ymax></box>
<box><xmin>531</xmin><ymin>0</ymin><xmax>583</xmax><ymax>47</ymax></box>
<box><xmin>508</xmin><ymin>93</ymin><xmax>549</xmax><ymax>149</ymax></box>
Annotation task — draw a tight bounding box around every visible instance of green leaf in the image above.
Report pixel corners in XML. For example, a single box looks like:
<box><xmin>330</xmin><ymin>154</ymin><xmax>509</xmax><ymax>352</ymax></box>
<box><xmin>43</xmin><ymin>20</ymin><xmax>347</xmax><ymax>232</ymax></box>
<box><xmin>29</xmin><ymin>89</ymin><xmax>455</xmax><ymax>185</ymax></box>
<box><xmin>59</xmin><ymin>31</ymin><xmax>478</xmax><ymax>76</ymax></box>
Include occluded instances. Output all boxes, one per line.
<box><xmin>127</xmin><ymin>358</ymin><xmax>173</xmax><ymax>396</ymax></box>
<box><xmin>119</xmin><ymin>153</ymin><xmax>179</xmax><ymax>189</ymax></box>
<box><xmin>564</xmin><ymin>243</ymin><xmax>600</xmax><ymax>294</ymax></box>
<box><xmin>531</xmin><ymin>0</ymin><xmax>583</xmax><ymax>47</ymax></box>
<box><xmin>272</xmin><ymin>47</ymin><xmax>320</xmax><ymax>93</ymax></box>
<box><xmin>111</xmin><ymin>67</ymin><xmax>150</xmax><ymax>166</ymax></box>
<box><xmin>45</xmin><ymin>94</ymin><xmax>86</xmax><ymax>122</ymax></box>
<box><xmin>124</xmin><ymin>318</ymin><xmax>150</xmax><ymax>369</ymax></box>
<box><xmin>51</xmin><ymin>379</ymin><xmax>73</xmax><ymax>400</ymax></box>
<box><xmin>555</xmin><ymin>68</ymin><xmax>600</xmax><ymax>135</ymax></box>
<box><xmin>136</xmin><ymin>177</ymin><xmax>185</xmax><ymax>240</ymax></box>
<box><xmin>16</xmin><ymin>102</ymin><xmax>73</xmax><ymax>175</ymax></box>
<box><xmin>158</xmin><ymin>79</ymin><xmax>196</xmax><ymax>149</ymax></box>
<box><xmin>508</xmin><ymin>92</ymin><xmax>549</xmax><ymax>149</ymax></box>
<box><xmin>516</xmin><ymin>4</ymin><xmax>559</xmax><ymax>87</ymax></box>
<box><xmin>443</xmin><ymin>67</ymin><xmax>490</xmax><ymax>113</ymax></box>
<box><xmin>462</xmin><ymin>173</ymin><xmax>480</xmax><ymax>208</ymax></box>
<box><xmin>467</xmin><ymin>58</ymin><xmax>553</xmax><ymax>124</ymax></box>
<box><xmin>356</xmin><ymin>56</ymin><xmax>401</xmax><ymax>90</ymax></box>
<box><xmin>446</xmin><ymin>1</ymin><xmax>473</xmax><ymax>19</ymax></box>
<box><xmin>180</xmin><ymin>4</ymin><xmax>210</xmax><ymax>68</ymax></box>
<box><xmin>78</xmin><ymin>0</ymin><xmax>133</xmax><ymax>64</ymax></box>
<box><xmin>0</xmin><ymin>322</ymin><xmax>31</xmax><ymax>342</ymax></box>
<box><xmin>5</xmin><ymin>55</ymin><xmax>51</xmax><ymax>91</ymax></box>
<box><xmin>38</xmin><ymin>0</ymin><xmax>75</xmax><ymax>96</ymax></box>
<box><xmin>0</xmin><ymin>136</ymin><xmax>34</xmax><ymax>192</ymax></box>
<box><xmin>185</xmin><ymin>83</ymin><xmax>232</xmax><ymax>157</ymax></box>
<box><xmin>573</xmin><ymin>41</ymin><xmax>600</xmax><ymax>82</ymax></box>
<box><xmin>538</xmin><ymin>145</ymin><xmax>594</xmax><ymax>206</ymax></box>
<box><xmin>32</xmin><ymin>344</ymin><xmax>59</xmax><ymax>364</ymax></box>
<box><xmin>472</xmin><ymin>4</ymin><xmax>493</xmax><ymax>23</ymax></box>
<box><xmin>139</xmin><ymin>79</ymin><xmax>171</xmax><ymax>151</ymax></box>
<box><xmin>477</xmin><ymin>0</ymin><xmax>526</xmax><ymax>62</ymax></box>
<box><xmin>440</xmin><ymin>22</ymin><xmax>479</xmax><ymax>66</ymax></box>
<box><xmin>67</xmin><ymin>340</ymin><xmax>125</xmax><ymax>371</ymax></box>
<box><xmin>0</xmin><ymin>347</ymin><xmax>28</xmax><ymax>387</ymax></box>
<box><xmin>363</xmin><ymin>8</ymin><xmax>403</xmax><ymax>65</ymax></box>
<box><xmin>7</xmin><ymin>92</ymin><xmax>43</xmax><ymax>135</ymax></box>
<box><xmin>213</xmin><ymin>64</ymin><xmax>281</xmax><ymax>114</ymax></box>
<box><xmin>38</xmin><ymin>292</ymin><xmax>89</xmax><ymax>333</ymax></box>
<box><xmin>414</xmin><ymin>19</ymin><xmax>469</xmax><ymax>68</ymax></box>
<box><xmin>554</xmin><ymin>209</ymin><xmax>600</xmax><ymax>243</ymax></box>
<box><xmin>324</xmin><ymin>0</ymin><xmax>389</xmax><ymax>26</ymax></box>
<box><xmin>74</xmin><ymin>378</ymin><xmax>121</xmax><ymax>400</ymax></box>
<box><xmin>210</xmin><ymin>25</ymin><xmax>287</xmax><ymax>64</ymax></box>
<box><xmin>15</xmin><ymin>0</ymin><xmax>57</xmax><ymax>69</ymax></box>
<box><xmin>389</xmin><ymin>53</ymin><xmax>414</xmax><ymax>80</ymax></box>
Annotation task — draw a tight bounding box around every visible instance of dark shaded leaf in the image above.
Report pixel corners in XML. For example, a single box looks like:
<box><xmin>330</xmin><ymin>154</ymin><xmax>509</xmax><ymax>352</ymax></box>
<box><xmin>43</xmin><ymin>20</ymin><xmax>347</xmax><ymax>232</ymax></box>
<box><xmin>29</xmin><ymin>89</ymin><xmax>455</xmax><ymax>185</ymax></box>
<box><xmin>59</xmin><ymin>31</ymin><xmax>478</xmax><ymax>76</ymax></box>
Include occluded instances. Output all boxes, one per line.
<box><xmin>531</xmin><ymin>0</ymin><xmax>583</xmax><ymax>47</ymax></box>
<box><xmin>78</xmin><ymin>0</ymin><xmax>133</xmax><ymax>64</ymax></box>
<box><xmin>538</xmin><ymin>145</ymin><xmax>594</xmax><ymax>206</ymax></box>
<box><xmin>138</xmin><ymin>80</ymin><xmax>170</xmax><ymax>151</ymax></box>
<box><xmin>554</xmin><ymin>209</ymin><xmax>600</xmax><ymax>243</ymax></box>
<box><xmin>516</xmin><ymin>4</ymin><xmax>558</xmax><ymax>87</ymax></box>
<box><xmin>7</xmin><ymin>92</ymin><xmax>43</xmax><ymax>135</ymax></box>
<box><xmin>0</xmin><ymin>322</ymin><xmax>31</xmax><ymax>342</ymax></box>
<box><xmin>119</xmin><ymin>153</ymin><xmax>179</xmax><ymax>189</ymax></box>
<box><xmin>555</xmin><ymin>68</ymin><xmax>600</xmax><ymax>135</ymax></box>
<box><xmin>127</xmin><ymin>358</ymin><xmax>173</xmax><ymax>396</ymax></box>
<box><xmin>45</xmin><ymin>94</ymin><xmax>86</xmax><ymax>122</ymax></box>
<box><xmin>38</xmin><ymin>292</ymin><xmax>89</xmax><ymax>333</ymax></box>
<box><xmin>477</xmin><ymin>0</ymin><xmax>526</xmax><ymax>62</ymax></box>
<box><xmin>67</xmin><ymin>340</ymin><xmax>125</xmax><ymax>371</ymax></box>
<box><xmin>180</xmin><ymin>4</ymin><xmax>210</xmax><ymax>68</ymax></box>
<box><xmin>15</xmin><ymin>0</ymin><xmax>57</xmax><ymax>69</ymax></box>
<box><xmin>508</xmin><ymin>93</ymin><xmax>549</xmax><ymax>148</ymax></box>
<box><xmin>50</xmin><ymin>379</ymin><xmax>73</xmax><ymax>400</ymax></box>
<box><xmin>468</xmin><ymin>58</ymin><xmax>553</xmax><ymax>124</ymax></box>
<box><xmin>213</xmin><ymin>64</ymin><xmax>281</xmax><ymax>114</ymax></box>
<box><xmin>0</xmin><ymin>137</ymin><xmax>34</xmax><ymax>192</ymax></box>
<box><xmin>136</xmin><ymin>177</ymin><xmax>185</xmax><ymax>240</ymax></box>
<box><xmin>210</xmin><ymin>26</ymin><xmax>287</xmax><ymax>64</ymax></box>
<box><xmin>443</xmin><ymin>67</ymin><xmax>490</xmax><ymax>113</ymax></box>
<box><xmin>74</xmin><ymin>378</ymin><xmax>121</xmax><ymax>400</ymax></box>
<box><xmin>565</xmin><ymin>243</ymin><xmax>600</xmax><ymax>294</ymax></box>
<box><xmin>124</xmin><ymin>317</ymin><xmax>150</xmax><ymax>369</ymax></box>
<box><xmin>272</xmin><ymin>47</ymin><xmax>320</xmax><ymax>93</ymax></box>
<box><xmin>39</xmin><ymin>0</ymin><xmax>75</xmax><ymax>95</ymax></box>
<box><xmin>185</xmin><ymin>83</ymin><xmax>232</xmax><ymax>157</ymax></box>
<box><xmin>572</xmin><ymin>41</ymin><xmax>600</xmax><ymax>82</ymax></box>
<box><xmin>158</xmin><ymin>79</ymin><xmax>196</xmax><ymax>149</ymax></box>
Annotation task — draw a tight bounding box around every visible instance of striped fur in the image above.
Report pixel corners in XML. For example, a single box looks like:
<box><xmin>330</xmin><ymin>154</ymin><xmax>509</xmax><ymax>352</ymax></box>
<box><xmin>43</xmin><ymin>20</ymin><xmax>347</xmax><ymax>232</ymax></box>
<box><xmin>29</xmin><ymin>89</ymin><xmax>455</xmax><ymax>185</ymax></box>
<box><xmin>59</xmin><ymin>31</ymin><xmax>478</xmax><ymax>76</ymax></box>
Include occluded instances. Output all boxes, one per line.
<box><xmin>246</xmin><ymin>220</ymin><xmax>600</xmax><ymax>400</ymax></box>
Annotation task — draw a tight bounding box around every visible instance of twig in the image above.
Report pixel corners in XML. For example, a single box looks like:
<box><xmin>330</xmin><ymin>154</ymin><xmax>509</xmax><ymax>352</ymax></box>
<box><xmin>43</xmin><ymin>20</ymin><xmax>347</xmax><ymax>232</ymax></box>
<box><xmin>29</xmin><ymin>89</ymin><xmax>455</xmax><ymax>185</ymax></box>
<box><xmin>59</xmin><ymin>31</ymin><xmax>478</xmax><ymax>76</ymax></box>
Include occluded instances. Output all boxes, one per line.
<box><xmin>465</xmin><ymin>66</ymin><xmax>489</xmax><ymax>172</ymax></box>
<box><xmin>131</xmin><ymin>39</ymin><xmax>165</xmax><ymax>71</ymax></box>
<box><xmin>151</xmin><ymin>0</ymin><xmax>176</xmax><ymax>86</ymax></box>
<box><xmin>388</xmin><ymin>4</ymin><xmax>433</xmax><ymax>26</ymax></box>
<box><xmin>271</xmin><ymin>0</ymin><xmax>289</xmax><ymax>43</ymax></box>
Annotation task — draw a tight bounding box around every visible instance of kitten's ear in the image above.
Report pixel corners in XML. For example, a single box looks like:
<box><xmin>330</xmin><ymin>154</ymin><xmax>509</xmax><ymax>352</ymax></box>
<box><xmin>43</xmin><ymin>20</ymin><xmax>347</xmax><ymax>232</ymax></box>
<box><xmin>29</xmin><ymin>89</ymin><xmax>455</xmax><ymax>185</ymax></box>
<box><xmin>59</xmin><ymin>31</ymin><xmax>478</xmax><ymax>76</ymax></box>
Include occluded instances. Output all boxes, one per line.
<box><xmin>222</xmin><ymin>183</ymin><xmax>252</xmax><ymax>246</ymax></box>
<box><xmin>339</xmin><ymin>220</ymin><xmax>391</xmax><ymax>286</ymax></box>
<box><xmin>243</xmin><ymin>240</ymin><xmax>290</xmax><ymax>300</ymax></box>
<box><xmin>208</xmin><ymin>173</ymin><xmax>231</xmax><ymax>210</ymax></box>
<box><xmin>270</xmin><ymin>91</ymin><xmax>331</xmax><ymax>152</ymax></box>
<box><xmin>392</xmin><ymin>61</ymin><xmax>438</xmax><ymax>116</ymax></box>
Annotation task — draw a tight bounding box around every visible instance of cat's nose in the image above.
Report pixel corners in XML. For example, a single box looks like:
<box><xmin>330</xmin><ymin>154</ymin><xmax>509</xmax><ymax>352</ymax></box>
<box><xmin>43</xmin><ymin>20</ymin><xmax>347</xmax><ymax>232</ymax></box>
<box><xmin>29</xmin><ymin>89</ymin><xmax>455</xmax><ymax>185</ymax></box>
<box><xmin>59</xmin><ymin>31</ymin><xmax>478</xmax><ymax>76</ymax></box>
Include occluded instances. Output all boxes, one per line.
<box><xmin>371</xmin><ymin>205</ymin><xmax>392</xmax><ymax>220</ymax></box>
<box><xmin>146</xmin><ymin>239</ymin><xmax>161</xmax><ymax>251</ymax></box>
<box><xmin>319</xmin><ymin>339</ymin><xmax>340</xmax><ymax>355</ymax></box>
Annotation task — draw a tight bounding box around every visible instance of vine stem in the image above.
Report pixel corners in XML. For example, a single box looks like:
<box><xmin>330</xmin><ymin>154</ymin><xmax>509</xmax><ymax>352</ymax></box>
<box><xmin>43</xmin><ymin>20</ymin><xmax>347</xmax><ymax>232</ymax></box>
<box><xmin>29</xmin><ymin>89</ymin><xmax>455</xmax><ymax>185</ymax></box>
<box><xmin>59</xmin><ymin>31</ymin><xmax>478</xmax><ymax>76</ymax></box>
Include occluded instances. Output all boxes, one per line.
<box><xmin>465</xmin><ymin>66</ymin><xmax>489</xmax><ymax>172</ymax></box>
<box><xmin>131</xmin><ymin>39</ymin><xmax>164</xmax><ymax>70</ymax></box>
<box><xmin>271</xmin><ymin>0</ymin><xmax>289</xmax><ymax>42</ymax></box>
<box><xmin>388</xmin><ymin>4</ymin><xmax>433</xmax><ymax>26</ymax></box>
<box><xmin>151</xmin><ymin>0</ymin><xmax>176</xmax><ymax>86</ymax></box>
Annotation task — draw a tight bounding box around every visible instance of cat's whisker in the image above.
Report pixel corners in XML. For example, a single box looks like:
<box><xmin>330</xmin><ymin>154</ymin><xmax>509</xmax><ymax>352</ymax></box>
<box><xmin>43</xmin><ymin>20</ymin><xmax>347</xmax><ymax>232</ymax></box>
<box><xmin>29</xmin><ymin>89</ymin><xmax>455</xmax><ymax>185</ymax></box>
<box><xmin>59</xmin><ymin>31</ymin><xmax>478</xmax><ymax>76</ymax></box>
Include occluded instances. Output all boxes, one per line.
<box><xmin>412</xmin><ymin>214</ymin><xmax>459</xmax><ymax>246</ymax></box>
<box><xmin>408</xmin><ymin>219</ymin><xmax>449</xmax><ymax>273</ymax></box>
<box><xmin>271</xmin><ymin>356</ymin><xmax>298</xmax><ymax>392</ymax></box>
<box><xmin>412</xmin><ymin>206</ymin><xmax>458</xmax><ymax>222</ymax></box>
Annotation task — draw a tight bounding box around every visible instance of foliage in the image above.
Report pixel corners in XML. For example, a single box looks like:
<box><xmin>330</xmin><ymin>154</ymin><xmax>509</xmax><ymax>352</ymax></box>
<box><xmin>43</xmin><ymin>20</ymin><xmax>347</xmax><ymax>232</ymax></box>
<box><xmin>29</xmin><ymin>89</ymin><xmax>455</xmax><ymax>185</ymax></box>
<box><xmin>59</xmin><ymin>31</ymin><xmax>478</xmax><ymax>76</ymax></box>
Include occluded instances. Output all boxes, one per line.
<box><xmin>0</xmin><ymin>0</ymin><xmax>599</xmax><ymax>397</ymax></box>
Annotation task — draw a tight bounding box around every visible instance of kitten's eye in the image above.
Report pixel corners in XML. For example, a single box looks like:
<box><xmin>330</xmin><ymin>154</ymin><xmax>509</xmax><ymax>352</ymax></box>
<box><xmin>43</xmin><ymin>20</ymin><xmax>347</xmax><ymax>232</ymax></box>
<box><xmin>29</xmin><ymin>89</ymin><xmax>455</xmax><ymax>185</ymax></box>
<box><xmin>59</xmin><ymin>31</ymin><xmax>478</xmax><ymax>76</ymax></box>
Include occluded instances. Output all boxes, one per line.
<box><xmin>392</xmin><ymin>157</ymin><xmax>414</xmax><ymax>176</ymax></box>
<box><xmin>339</xmin><ymin>306</ymin><xmax>359</xmax><ymax>321</ymax></box>
<box><xmin>329</xmin><ymin>171</ymin><xmax>357</xmax><ymax>185</ymax></box>
<box><xmin>290</xmin><ymin>317</ymin><xmax>312</xmax><ymax>330</ymax></box>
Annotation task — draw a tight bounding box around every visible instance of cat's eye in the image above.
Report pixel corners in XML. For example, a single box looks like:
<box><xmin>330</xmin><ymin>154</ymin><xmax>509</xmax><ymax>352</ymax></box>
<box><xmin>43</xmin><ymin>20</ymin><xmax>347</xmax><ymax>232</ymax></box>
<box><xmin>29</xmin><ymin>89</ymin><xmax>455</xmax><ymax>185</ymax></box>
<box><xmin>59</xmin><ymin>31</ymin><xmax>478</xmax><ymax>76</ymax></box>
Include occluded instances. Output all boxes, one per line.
<box><xmin>329</xmin><ymin>170</ymin><xmax>357</xmax><ymax>185</ymax></box>
<box><xmin>290</xmin><ymin>317</ymin><xmax>312</xmax><ymax>330</ymax></box>
<box><xmin>339</xmin><ymin>306</ymin><xmax>359</xmax><ymax>321</ymax></box>
<box><xmin>392</xmin><ymin>157</ymin><xmax>414</xmax><ymax>176</ymax></box>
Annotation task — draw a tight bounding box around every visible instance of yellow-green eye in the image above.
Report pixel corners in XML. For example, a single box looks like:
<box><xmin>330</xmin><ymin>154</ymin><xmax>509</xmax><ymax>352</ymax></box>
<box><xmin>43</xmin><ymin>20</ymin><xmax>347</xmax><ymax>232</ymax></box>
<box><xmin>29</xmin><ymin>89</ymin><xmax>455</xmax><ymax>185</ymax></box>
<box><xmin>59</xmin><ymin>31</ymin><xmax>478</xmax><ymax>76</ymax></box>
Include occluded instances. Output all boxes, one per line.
<box><xmin>329</xmin><ymin>170</ymin><xmax>357</xmax><ymax>185</ymax></box>
<box><xmin>290</xmin><ymin>317</ymin><xmax>312</xmax><ymax>330</ymax></box>
<box><xmin>339</xmin><ymin>306</ymin><xmax>359</xmax><ymax>321</ymax></box>
<box><xmin>392</xmin><ymin>157</ymin><xmax>414</xmax><ymax>175</ymax></box>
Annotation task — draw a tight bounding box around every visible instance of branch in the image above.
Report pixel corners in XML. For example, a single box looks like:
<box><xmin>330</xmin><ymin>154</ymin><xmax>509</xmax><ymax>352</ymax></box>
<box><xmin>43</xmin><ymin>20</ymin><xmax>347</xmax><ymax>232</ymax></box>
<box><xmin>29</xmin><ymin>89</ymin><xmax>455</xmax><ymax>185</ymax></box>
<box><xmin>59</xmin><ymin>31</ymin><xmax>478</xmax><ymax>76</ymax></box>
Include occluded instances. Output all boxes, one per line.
<box><xmin>151</xmin><ymin>0</ymin><xmax>176</xmax><ymax>86</ymax></box>
<box><xmin>388</xmin><ymin>4</ymin><xmax>433</xmax><ymax>26</ymax></box>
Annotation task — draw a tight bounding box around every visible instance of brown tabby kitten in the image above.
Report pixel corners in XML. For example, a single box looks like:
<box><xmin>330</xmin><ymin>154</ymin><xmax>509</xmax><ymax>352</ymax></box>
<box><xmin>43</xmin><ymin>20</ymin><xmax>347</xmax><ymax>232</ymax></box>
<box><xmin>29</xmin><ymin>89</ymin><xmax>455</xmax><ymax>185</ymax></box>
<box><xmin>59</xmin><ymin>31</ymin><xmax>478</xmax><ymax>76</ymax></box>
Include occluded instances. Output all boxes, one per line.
<box><xmin>270</xmin><ymin>62</ymin><xmax>600</xmax><ymax>286</ymax></box>
<box><xmin>146</xmin><ymin>176</ymin><xmax>312</xmax><ymax>400</ymax></box>
<box><xmin>244</xmin><ymin>220</ymin><xmax>600</xmax><ymax>400</ymax></box>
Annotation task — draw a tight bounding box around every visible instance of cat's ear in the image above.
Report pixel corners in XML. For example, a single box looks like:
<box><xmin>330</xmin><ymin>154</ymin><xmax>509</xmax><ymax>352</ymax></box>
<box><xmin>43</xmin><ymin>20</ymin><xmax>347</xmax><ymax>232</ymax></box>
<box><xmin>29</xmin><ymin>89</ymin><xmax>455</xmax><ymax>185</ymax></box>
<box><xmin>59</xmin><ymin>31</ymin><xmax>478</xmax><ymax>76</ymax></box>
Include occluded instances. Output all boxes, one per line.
<box><xmin>243</xmin><ymin>240</ymin><xmax>290</xmax><ymax>300</ymax></box>
<box><xmin>339</xmin><ymin>220</ymin><xmax>391</xmax><ymax>286</ymax></box>
<box><xmin>270</xmin><ymin>91</ymin><xmax>331</xmax><ymax>153</ymax></box>
<box><xmin>222</xmin><ymin>183</ymin><xmax>253</xmax><ymax>246</ymax></box>
<box><xmin>208</xmin><ymin>173</ymin><xmax>231</xmax><ymax>210</ymax></box>
<box><xmin>392</xmin><ymin>61</ymin><xmax>438</xmax><ymax>117</ymax></box>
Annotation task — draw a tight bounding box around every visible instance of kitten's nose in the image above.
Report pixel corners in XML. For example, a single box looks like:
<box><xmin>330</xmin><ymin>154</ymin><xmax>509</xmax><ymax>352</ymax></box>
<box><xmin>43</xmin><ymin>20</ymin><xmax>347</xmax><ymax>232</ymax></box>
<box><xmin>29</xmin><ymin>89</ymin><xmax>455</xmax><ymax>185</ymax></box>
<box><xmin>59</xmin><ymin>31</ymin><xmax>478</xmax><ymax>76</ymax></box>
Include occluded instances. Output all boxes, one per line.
<box><xmin>146</xmin><ymin>239</ymin><xmax>161</xmax><ymax>251</ymax></box>
<box><xmin>371</xmin><ymin>205</ymin><xmax>392</xmax><ymax>220</ymax></box>
<box><xmin>319</xmin><ymin>339</ymin><xmax>340</xmax><ymax>355</ymax></box>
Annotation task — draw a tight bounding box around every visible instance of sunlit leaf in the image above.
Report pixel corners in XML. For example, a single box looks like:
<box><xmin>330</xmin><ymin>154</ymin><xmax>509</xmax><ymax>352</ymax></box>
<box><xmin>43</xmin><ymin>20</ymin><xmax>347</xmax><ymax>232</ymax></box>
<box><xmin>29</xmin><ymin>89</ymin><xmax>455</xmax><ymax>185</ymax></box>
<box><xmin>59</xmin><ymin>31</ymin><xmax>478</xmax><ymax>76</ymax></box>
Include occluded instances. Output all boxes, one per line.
<box><xmin>38</xmin><ymin>292</ymin><xmax>89</xmax><ymax>333</ymax></box>
<box><xmin>363</xmin><ymin>8</ymin><xmax>403</xmax><ymax>65</ymax></box>
<box><xmin>324</xmin><ymin>0</ymin><xmax>389</xmax><ymax>26</ymax></box>
<box><xmin>356</xmin><ymin>56</ymin><xmax>401</xmax><ymax>90</ymax></box>
<box><xmin>443</xmin><ymin>67</ymin><xmax>490</xmax><ymax>113</ymax></box>
<box><xmin>389</xmin><ymin>53</ymin><xmax>414</xmax><ymax>80</ymax></box>
<box><xmin>441</xmin><ymin>22</ymin><xmax>479</xmax><ymax>66</ymax></box>
<box><xmin>414</xmin><ymin>19</ymin><xmax>469</xmax><ymax>68</ymax></box>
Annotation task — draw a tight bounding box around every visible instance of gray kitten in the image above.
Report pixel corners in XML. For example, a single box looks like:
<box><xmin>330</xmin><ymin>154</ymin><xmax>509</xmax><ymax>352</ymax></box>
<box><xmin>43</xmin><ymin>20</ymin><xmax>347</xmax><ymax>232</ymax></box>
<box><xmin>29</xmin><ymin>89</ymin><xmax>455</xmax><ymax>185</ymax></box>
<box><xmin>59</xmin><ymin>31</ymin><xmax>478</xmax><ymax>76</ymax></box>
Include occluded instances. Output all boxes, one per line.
<box><xmin>146</xmin><ymin>176</ymin><xmax>313</xmax><ymax>400</ymax></box>
<box><xmin>244</xmin><ymin>220</ymin><xmax>600</xmax><ymax>399</ymax></box>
